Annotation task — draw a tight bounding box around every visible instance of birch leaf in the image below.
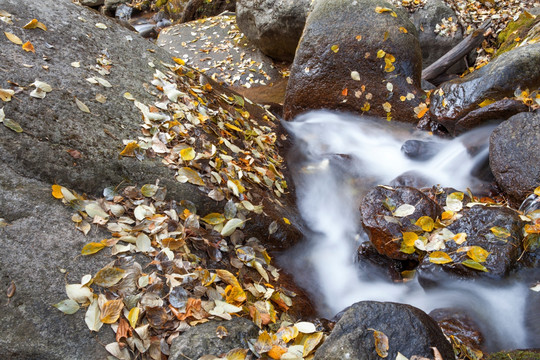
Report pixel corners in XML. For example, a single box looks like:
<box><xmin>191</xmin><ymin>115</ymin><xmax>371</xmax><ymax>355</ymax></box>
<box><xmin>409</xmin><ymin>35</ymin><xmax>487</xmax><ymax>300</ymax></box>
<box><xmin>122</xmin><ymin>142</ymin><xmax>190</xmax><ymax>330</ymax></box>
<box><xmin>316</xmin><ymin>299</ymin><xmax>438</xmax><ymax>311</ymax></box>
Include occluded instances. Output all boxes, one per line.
<box><xmin>75</xmin><ymin>98</ymin><xmax>90</xmax><ymax>113</ymax></box>
<box><xmin>4</xmin><ymin>31</ymin><xmax>22</xmax><ymax>44</ymax></box>
<box><xmin>85</xmin><ymin>296</ymin><xmax>103</xmax><ymax>332</ymax></box>
<box><xmin>221</xmin><ymin>218</ymin><xmax>244</xmax><ymax>236</ymax></box>
<box><xmin>3</xmin><ymin>118</ymin><xmax>23</xmax><ymax>133</ymax></box>
<box><xmin>53</xmin><ymin>299</ymin><xmax>80</xmax><ymax>314</ymax></box>
<box><xmin>100</xmin><ymin>298</ymin><xmax>124</xmax><ymax>324</ymax></box>
<box><xmin>429</xmin><ymin>251</ymin><xmax>453</xmax><ymax>264</ymax></box>
<box><xmin>393</xmin><ymin>204</ymin><xmax>415</xmax><ymax>217</ymax></box>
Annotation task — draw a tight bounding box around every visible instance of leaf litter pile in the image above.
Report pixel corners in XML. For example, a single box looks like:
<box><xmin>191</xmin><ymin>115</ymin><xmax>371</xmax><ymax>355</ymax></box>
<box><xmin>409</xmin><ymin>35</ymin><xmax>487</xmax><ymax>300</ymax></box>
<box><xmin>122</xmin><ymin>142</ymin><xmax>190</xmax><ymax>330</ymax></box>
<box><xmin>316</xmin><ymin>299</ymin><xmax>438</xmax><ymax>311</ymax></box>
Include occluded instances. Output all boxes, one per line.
<box><xmin>50</xmin><ymin>55</ymin><xmax>327</xmax><ymax>359</ymax></box>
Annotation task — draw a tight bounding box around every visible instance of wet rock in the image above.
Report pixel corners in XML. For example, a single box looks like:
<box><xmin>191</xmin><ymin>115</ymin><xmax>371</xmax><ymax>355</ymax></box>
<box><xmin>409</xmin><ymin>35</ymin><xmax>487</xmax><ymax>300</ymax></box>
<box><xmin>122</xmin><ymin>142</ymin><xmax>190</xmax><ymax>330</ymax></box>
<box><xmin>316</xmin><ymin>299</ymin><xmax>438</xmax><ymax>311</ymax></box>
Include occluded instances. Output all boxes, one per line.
<box><xmin>80</xmin><ymin>0</ymin><xmax>104</xmax><ymax>7</ymax></box>
<box><xmin>356</xmin><ymin>242</ymin><xmax>409</xmax><ymax>282</ymax></box>
<box><xmin>180</xmin><ymin>0</ymin><xmax>236</xmax><ymax>23</ymax></box>
<box><xmin>389</xmin><ymin>170</ymin><xmax>434</xmax><ymax>189</ymax></box>
<box><xmin>0</xmin><ymin>167</ymin><xmax>111</xmax><ymax>359</ymax></box>
<box><xmin>421</xmin><ymin>187</ymin><xmax>471</xmax><ymax>209</ymax></box>
<box><xmin>401</xmin><ymin>139</ymin><xmax>443</xmax><ymax>160</ymax></box>
<box><xmin>525</xmin><ymin>289</ymin><xmax>540</xmax><ymax>348</ymax></box>
<box><xmin>411</xmin><ymin>0</ymin><xmax>466</xmax><ymax>74</ymax></box>
<box><xmin>417</xmin><ymin>205</ymin><xmax>524</xmax><ymax>286</ymax></box>
<box><xmin>452</xmin><ymin>99</ymin><xmax>529</xmax><ymax>135</ymax></box>
<box><xmin>169</xmin><ymin>317</ymin><xmax>258</xmax><ymax>360</ymax></box>
<box><xmin>429</xmin><ymin>308</ymin><xmax>485</xmax><ymax>350</ymax></box>
<box><xmin>283</xmin><ymin>0</ymin><xmax>424</xmax><ymax>123</ymax></box>
<box><xmin>430</xmin><ymin>43</ymin><xmax>540</xmax><ymax>133</ymax></box>
<box><xmin>102</xmin><ymin>0</ymin><xmax>128</xmax><ymax>16</ymax></box>
<box><xmin>313</xmin><ymin>301</ymin><xmax>455</xmax><ymax>360</ymax></box>
<box><xmin>115</xmin><ymin>3</ymin><xmax>133</xmax><ymax>21</ymax></box>
<box><xmin>360</xmin><ymin>186</ymin><xmax>443</xmax><ymax>261</ymax></box>
<box><xmin>157</xmin><ymin>15</ymin><xmax>282</xmax><ymax>88</ymax></box>
<box><xmin>236</xmin><ymin>0</ymin><xmax>312</xmax><ymax>62</ymax></box>
<box><xmin>496</xmin><ymin>11</ymin><xmax>540</xmax><ymax>57</ymax></box>
<box><xmin>486</xmin><ymin>349</ymin><xmax>540</xmax><ymax>360</ymax></box>
<box><xmin>489</xmin><ymin>112</ymin><xmax>540</xmax><ymax>206</ymax></box>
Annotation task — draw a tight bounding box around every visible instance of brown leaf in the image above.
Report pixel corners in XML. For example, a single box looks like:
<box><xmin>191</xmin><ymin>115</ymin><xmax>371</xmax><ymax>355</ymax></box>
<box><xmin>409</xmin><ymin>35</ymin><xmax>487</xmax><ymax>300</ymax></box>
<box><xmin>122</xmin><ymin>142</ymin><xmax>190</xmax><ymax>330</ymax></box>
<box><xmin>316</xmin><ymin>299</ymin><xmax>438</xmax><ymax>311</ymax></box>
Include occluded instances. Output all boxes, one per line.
<box><xmin>369</xmin><ymin>329</ymin><xmax>389</xmax><ymax>358</ymax></box>
<box><xmin>6</xmin><ymin>281</ymin><xmax>15</xmax><ymax>298</ymax></box>
<box><xmin>67</xmin><ymin>149</ymin><xmax>82</xmax><ymax>159</ymax></box>
<box><xmin>115</xmin><ymin>318</ymin><xmax>131</xmax><ymax>343</ymax></box>
<box><xmin>100</xmin><ymin>298</ymin><xmax>124</xmax><ymax>324</ymax></box>
<box><xmin>146</xmin><ymin>306</ymin><xmax>169</xmax><ymax>328</ymax></box>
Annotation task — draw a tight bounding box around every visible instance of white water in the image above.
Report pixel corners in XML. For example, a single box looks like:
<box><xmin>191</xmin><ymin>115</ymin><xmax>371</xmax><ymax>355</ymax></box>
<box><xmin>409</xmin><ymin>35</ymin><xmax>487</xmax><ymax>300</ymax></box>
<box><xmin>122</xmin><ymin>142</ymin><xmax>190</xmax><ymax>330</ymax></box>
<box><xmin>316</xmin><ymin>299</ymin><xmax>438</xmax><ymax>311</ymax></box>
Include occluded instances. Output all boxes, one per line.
<box><xmin>283</xmin><ymin>110</ymin><xmax>537</xmax><ymax>350</ymax></box>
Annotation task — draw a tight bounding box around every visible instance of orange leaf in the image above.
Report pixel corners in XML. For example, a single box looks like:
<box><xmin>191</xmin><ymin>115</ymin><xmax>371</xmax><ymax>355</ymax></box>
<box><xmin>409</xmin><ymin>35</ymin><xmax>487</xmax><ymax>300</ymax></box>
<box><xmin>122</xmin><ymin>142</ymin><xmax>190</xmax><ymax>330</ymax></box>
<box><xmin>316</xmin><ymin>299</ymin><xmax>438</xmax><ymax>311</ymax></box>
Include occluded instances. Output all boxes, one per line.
<box><xmin>119</xmin><ymin>142</ymin><xmax>140</xmax><ymax>157</ymax></box>
<box><xmin>100</xmin><ymin>299</ymin><xmax>124</xmax><ymax>324</ymax></box>
<box><xmin>417</xmin><ymin>107</ymin><xmax>429</xmax><ymax>118</ymax></box>
<box><xmin>51</xmin><ymin>184</ymin><xmax>63</xmax><ymax>199</ymax></box>
<box><xmin>342</xmin><ymin>88</ymin><xmax>348</xmax><ymax>96</ymax></box>
<box><xmin>268</xmin><ymin>345</ymin><xmax>287</xmax><ymax>359</ymax></box>
<box><xmin>22</xmin><ymin>41</ymin><xmax>35</xmax><ymax>53</ymax></box>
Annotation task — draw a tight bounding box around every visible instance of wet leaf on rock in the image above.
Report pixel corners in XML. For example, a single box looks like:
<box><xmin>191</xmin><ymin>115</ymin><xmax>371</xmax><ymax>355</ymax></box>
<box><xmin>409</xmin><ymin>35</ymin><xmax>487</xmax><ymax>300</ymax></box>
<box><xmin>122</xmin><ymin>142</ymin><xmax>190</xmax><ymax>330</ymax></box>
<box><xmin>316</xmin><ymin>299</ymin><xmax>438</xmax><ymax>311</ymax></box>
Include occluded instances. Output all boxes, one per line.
<box><xmin>3</xmin><ymin>118</ymin><xmax>23</xmax><ymax>132</ymax></box>
<box><xmin>490</xmin><ymin>226</ymin><xmax>511</xmax><ymax>238</ymax></box>
<box><xmin>23</xmin><ymin>19</ymin><xmax>47</xmax><ymax>31</ymax></box>
<box><xmin>216</xmin><ymin>325</ymin><xmax>229</xmax><ymax>339</ymax></box>
<box><xmin>467</xmin><ymin>246</ymin><xmax>490</xmax><ymax>262</ymax></box>
<box><xmin>141</xmin><ymin>184</ymin><xmax>158</xmax><ymax>197</ymax></box>
<box><xmin>75</xmin><ymin>98</ymin><xmax>90</xmax><ymax>113</ymax></box>
<box><xmin>393</xmin><ymin>204</ymin><xmax>415</xmax><ymax>217</ymax></box>
<box><xmin>415</xmin><ymin>216</ymin><xmax>434</xmax><ymax>232</ymax></box>
<box><xmin>221</xmin><ymin>218</ymin><xmax>244</xmax><ymax>237</ymax></box>
<box><xmin>93</xmin><ymin>267</ymin><xmax>125</xmax><ymax>287</ymax></box>
<box><xmin>22</xmin><ymin>41</ymin><xmax>35</xmax><ymax>53</ymax></box>
<box><xmin>369</xmin><ymin>328</ymin><xmax>389</xmax><ymax>358</ymax></box>
<box><xmin>119</xmin><ymin>142</ymin><xmax>140</xmax><ymax>157</ymax></box>
<box><xmin>202</xmin><ymin>213</ymin><xmax>226</xmax><ymax>225</ymax></box>
<box><xmin>382</xmin><ymin>196</ymin><xmax>396</xmax><ymax>211</ymax></box>
<box><xmin>0</xmin><ymin>89</ymin><xmax>15</xmax><ymax>101</ymax></box>
<box><xmin>462</xmin><ymin>259</ymin><xmax>488</xmax><ymax>272</ymax></box>
<box><xmin>429</xmin><ymin>251</ymin><xmax>453</xmax><ymax>264</ymax></box>
<box><xmin>4</xmin><ymin>31</ymin><xmax>22</xmax><ymax>45</ymax></box>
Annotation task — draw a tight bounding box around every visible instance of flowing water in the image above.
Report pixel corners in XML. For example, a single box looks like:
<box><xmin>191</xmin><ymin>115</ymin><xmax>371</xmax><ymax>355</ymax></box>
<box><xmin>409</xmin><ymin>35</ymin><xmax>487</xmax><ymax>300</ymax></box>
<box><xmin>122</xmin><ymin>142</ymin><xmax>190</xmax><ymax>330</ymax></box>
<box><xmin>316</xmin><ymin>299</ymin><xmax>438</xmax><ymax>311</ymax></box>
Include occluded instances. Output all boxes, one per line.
<box><xmin>282</xmin><ymin>110</ymin><xmax>538</xmax><ymax>351</ymax></box>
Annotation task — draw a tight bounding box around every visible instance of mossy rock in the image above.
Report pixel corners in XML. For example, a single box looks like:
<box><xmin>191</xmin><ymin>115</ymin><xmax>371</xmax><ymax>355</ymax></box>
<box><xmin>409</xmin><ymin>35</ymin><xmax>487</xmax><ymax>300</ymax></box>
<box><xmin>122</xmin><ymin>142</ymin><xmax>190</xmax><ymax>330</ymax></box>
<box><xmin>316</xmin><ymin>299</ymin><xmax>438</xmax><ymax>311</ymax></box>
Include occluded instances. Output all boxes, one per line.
<box><xmin>486</xmin><ymin>350</ymin><xmax>540</xmax><ymax>360</ymax></box>
<box><xmin>496</xmin><ymin>11</ymin><xmax>540</xmax><ymax>56</ymax></box>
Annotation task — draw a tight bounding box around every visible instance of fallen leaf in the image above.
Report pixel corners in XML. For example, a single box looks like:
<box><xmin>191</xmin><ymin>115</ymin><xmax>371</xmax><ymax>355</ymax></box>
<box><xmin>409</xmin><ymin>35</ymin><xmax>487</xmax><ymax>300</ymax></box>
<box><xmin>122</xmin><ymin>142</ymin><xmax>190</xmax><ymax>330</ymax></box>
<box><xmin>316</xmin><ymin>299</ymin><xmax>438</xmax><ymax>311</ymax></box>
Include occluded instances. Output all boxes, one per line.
<box><xmin>429</xmin><ymin>251</ymin><xmax>453</xmax><ymax>264</ymax></box>
<box><xmin>128</xmin><ymin>307</ymin><xmax>140</xmax><ymax>328</ymax></box>
<box><xmin>3</xmin><ymin>118</ymin><xmax>23</xmax><ymax>133</ymax></box>
<box><xmin>202</xmin><ymin>213</ymin><xmax>226</xmax><ymax>225</ymax></box>
<box><xmin>119</xmin><ymin>141</ymin><xmax>140</xmax><ymax>157</ymax></box>
<box><xmin>81</xmin><ymin>242</ymin><xmax>106</xmax><ymax>255</ymax></box>
<box><xmin>95</xmin><ymin>23</ymin><xmax>107</xmax><ymax>29</ymax></box>
<box><xmin>221</xmin><ymin>218</ymin><xmax>244</xmax><ymax>236</ymax></box>
<box><xmin>54</xmin><ymin>299</ymin><xmax>80</xmax><ymax>314</ymax></box>
<box><xmin>462</xmin><ymin>259</ymin><xmax>488</xmax><ymax>272</ymax></box>
<box><xmin>22</xmin><ymin>41</ymin><xmax>35</xmax><ymax>53</ymax></box>
<box><xmin>351</xmin><ymin>71</ymin><xmax>361</xmax><ymax>81</ymax></box>
<box><xmin>75</xmin><ymin>98</ymin><xmax>90</xmax><ymax>113</ymax></box>
<box><xmin>370</xmin><ymin>329</ymin><xmax>389</xmax><ymax>358</ymax></box>
<box><xmin>402</xmin><ymin>232</ymin><xmax>418</xmax><ymax>247</ymax></box>
<box><xmin>6</xmin><ymin>281</ymin><xmax>15</xmax><ymax>298</ymax></box>
<box><xmin>93</xmin><ymin>267</ymin><xmax>125</xmax><ymax>287</ymax></box>
<box><xmin>176</xmin><ymin>167</ymin><xmax>205</xmax><ymax>186</ymax></box>
<box><xmin>4</xmin><ymin>31</ymin><xmax>22</xmax><ymax>45</ymax></box>
<box><xmin>331</xmin><ymin>44</ymin><xmax>339</xmax><ymax>53</ymax></box>
<box><xmin>415</xmin><ymin>216</ymin><xmax>434</xmax><ymax>232</ymax></box>
<box><xmin>180</xmin><ymin>147</ymin><xmax>196</xmax><ymax>161</ymax></box>
<box><xmin>0</xmin><ymin>89</ymin><xmax>15</xmax><ymax>101</ymax></box>
<box><xmin>100</xmin><ymin>298</ymin><xmax>124</xmax><ymax>324</ymax></box>
<box><xmin>393</xmin><ymin>204</ymin><xmax>415</xmax><ymax>217</ymax></box>
<box><xmin>490</xmin><ymin>226</ymin><xmax>511</xmax><ymax>238</ymax></box>
<box><xmin>295</xmin><ymin>321</ymin><xmax>316</xmax><ymax>334</ymax></box>
<box><xmin>467</xmin><ymin>246</ymin><xmax>490</xmax><ymax>263</ymax></box>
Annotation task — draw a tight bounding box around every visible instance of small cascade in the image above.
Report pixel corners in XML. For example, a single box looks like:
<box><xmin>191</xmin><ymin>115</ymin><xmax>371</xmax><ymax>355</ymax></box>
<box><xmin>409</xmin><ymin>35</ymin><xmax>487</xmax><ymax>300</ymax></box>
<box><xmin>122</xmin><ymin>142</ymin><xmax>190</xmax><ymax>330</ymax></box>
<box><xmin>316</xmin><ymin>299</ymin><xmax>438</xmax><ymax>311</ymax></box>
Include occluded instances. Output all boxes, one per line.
<box><xmin>283</xmin><ymin>110</ymin><xmax>535</xmax><ymax>351</ymax></box>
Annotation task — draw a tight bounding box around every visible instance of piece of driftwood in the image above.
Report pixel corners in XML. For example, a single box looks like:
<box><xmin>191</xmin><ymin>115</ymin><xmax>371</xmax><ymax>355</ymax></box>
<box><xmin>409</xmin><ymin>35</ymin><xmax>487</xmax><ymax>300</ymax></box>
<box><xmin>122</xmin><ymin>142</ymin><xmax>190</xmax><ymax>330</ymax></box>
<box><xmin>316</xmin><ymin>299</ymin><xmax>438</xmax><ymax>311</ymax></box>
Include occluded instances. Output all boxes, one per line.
<box><xmin>422</xmin><ymin>20</ymin><xmax>491</xmax><ymax>81</ymax></box>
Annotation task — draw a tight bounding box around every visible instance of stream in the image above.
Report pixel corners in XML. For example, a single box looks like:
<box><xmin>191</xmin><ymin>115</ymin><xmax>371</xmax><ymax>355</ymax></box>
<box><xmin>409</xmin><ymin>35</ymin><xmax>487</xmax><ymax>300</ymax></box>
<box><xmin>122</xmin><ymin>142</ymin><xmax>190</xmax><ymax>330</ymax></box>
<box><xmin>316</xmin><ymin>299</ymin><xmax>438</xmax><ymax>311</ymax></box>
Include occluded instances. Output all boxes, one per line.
<box><xmin>282</xmin><ymin>110</ymin><xmax>538</xmax><ymax>351</ymax></box>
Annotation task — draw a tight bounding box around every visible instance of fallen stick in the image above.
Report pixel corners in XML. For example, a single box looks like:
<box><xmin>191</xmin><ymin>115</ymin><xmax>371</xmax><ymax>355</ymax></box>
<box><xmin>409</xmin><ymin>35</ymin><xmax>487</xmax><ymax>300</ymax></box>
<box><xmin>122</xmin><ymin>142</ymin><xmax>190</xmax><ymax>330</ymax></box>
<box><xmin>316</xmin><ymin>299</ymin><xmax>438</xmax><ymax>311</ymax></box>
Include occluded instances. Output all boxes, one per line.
<box><xmin>422</xmin><ymin>20</ymin><xmax>491</xmax><ymax>82</ymax></box>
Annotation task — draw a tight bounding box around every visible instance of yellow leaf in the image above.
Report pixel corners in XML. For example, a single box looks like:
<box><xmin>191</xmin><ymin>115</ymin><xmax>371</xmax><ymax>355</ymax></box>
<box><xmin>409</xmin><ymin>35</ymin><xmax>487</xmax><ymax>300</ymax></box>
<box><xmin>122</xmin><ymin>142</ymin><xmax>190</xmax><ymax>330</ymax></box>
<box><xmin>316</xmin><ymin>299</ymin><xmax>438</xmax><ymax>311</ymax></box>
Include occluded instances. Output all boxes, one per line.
<box><xmin>119</xmin><ymin>142</ymin><xmax>140</xmax><ymax>157</ymax></box>
<box><xmin>462</xmin><ymin>259</ymin><xmax>488</xmax><ymax>272</ymax></box>
<box><xmin>225</xmin><ymin>348</ymin><xmax>249</xmax><ymax>360</ymax></box>
<box><xmin>278</xmin><ymin>326</ymin><xmax>298</xmax><ymax>343</ymax></box>
<box><xmin>402</xmin><ymin>232</ymin><xmax>418</xmax><ymax>247</ymax></box>
<box><xmin>100</xmin><ymin>298</ymin><xmax>124</xmax><ymax>324</ymax></box>
<box><xmin>415</xmin><ymin>216</ymin><xmax>434</xmax><ymax>232</ymax></box>
<box><xmin>467</xmin><ymin>246</ymin><xmax>490</xmax><ymax>262</ymax></box>
<box><xmin>534</xmin><ymin>186</ymin><xmax>540</xmax><ymax>196</ymax></box>
<box><xmin>361</xmin><ymin>102</ymin><xmax>371</xmax><ymax>112</ymax></box>
<box><xmin>441</xmin><ymin>211</ymin><xmax>454</xmax><ymax>220</ymax></box>
<box><xmin>217</xmin><ymin>269</ymin><xmax>246</xmax><ymax>303</ymax></box>
<box><xmin>176</xmin><ymin>167</ymin><xmax>205</xmax><ymax>186</ymax></box>
<box><xmin>382</xmin><ymin>102</ymin><xmax>392</xmax><ymax>113</ymax></box>
<box><xmin>478</xmin><ymin>99</ymin><xmax>495</xmax><ymax>107</ymax></box>
<box><xmin>0</xmin><ymin>88</ymin><xmax>15</xmax><ymax>101</ymax></box>
<box><xmin>172</xmin><ymin>57</ymin><xmax>185</xmax><ymax>65</ymax></box>
<box><xmin>22</xmin><ymin>19</ymin><xmax>39</xmax><ymax>29</ymax></box>
<box><xmin>202</xmin><ymin>213</ymin><xmax>226</xmax><ymax>225</ymax></box>
<box><xmin>377</xmin><ymin>49</ymin><xmax>386</xmax><ymax>58</ymax></box>
<box><xmin>453</xmin><ymin>232</ymin><xmax>467</xmax><ymax>244</ymax></box>
<box><xmin>128</xmin><ymin>307</ymin><xmax>140</xmax><ymax>328</ymax></box>
<box><xmin>283</xmin><ymin>217</ymin><xmax>291</xmax><ymax>225</ymax></box>
<box><xmin>371</xmin><ymin>329</ymin><xmax>389</xmax><ymax>358</ymax></box>
<box><xmin>51</xmin><ymin>184</ymin><xmax>64</xmax><ymax>199</ymax></box>
<box><xmin>81</xmin><ymin>242</ymin><xmax>106</xmax><ymax>255</ymax></box>
<box><xmin>429</xmin><ymin>251</ymin><xmax>453</xmax><ymax>264</ymax></box>
<box><xmin>417</xmin><ymin>106</ymin><xmax>429</xmax><ymax>118</ymax></box>
<box><xmin>180</xmin><ymin>147</ymin><xmax>196</xmax><ymax>161</ymax></box>
<box><xmin>490</xmin><ymin>226</ymin><xmax>511</xmax><ymax>238</ymax></box>
<box><xmin>141</xmin><ymin>184</ymin><xmax>158</xmax><ymax>197</ymax></box>
<box><xmin>225</xmin><ymin>123</ymin><xmax>243</xmax><ymax>132</ymax></box>
<box><xmin>303</xmin><ymin>332</ymin><xmax>324</xmax><ymax>357</ymax></box>
<box><xmin>4</xmin><ymin>31</ymin><xmax>22</xmax><ymax>45</ymax></box>
<box><xmin>375</xmin><ymin>6</ymin><xmax>397</xmax><ymax>17</ymax></box>
<box><xmin>399</xmin><ymin>27</ymin><xmax>408</xmax><ymax>33</ymax></box>
<box><xmin>22</xmin><ymin>41</ymin><xmax>35</xmax><ymax>53</ymax></box>
<box><xmin>448</xmin><ymin>192</ymin><xmax>464</xmax><ymax>201</ymax></box>
<box><xmin>93</xmin><ymin>267</ymin><xmax>125</xmax><ymax>288</ymax></box>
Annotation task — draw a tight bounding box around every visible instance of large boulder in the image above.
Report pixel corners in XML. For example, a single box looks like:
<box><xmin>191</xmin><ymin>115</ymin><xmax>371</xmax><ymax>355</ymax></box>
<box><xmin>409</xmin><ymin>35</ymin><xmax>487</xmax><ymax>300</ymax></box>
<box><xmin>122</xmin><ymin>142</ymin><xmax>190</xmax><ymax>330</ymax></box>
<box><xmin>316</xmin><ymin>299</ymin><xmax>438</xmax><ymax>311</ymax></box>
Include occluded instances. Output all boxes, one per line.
<box><xmin>489</xmin><ymin>112</ymin><xmax>540</xmax><ymax>206</ymax></box>
<box><xmin>360</xmin><ymin>186</ymin><xmax>443</xmax><ymax>261</ymax></box>
<box><xmin>313</xmin><ymin>301</ymin><xmax>455</xmax><ymax>360</ymax></box>
<box><xmin>0</xmin><ymin>168</ymin><xmax>111</xmax><ymax>359</ymax></box>
<box><xmin>157</xmin><ymin>14</ymin><xmax>282</xmax><ymax>88</ymax></box>
<box><xmin>169</xmin><ymin>318</ymin><xmax>258</xmax><ymax>360</ymax></box>
<box><xmin>283</xmin><ymin>0</ymin><xmax>424</xmax><ymax>123</ymax></box>
<box><xmin>429</xmin><ymin>43</ymin><xmax>540</xmax><ymax>133</ymax></box>
<box><xmin>236</xmin><ymin>0</ymin><xmax>312</xmax><ymax>62</ymax></box>
<box><xmin>411</xmin><ymin>0</ymin><xmax>465</xmax><ymax>73</ymax></box>
<box><xmin>417</xmin><ymin>205</ymin><xmax>524</xmax><ymax>286</ymax></box>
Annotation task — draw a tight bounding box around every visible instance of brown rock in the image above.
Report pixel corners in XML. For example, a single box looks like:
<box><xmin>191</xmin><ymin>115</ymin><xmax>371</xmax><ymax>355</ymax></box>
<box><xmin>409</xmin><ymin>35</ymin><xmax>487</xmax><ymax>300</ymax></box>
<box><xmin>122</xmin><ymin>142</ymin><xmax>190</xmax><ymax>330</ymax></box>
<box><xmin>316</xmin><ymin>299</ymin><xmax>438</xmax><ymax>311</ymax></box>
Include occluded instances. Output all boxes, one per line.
<box><xmin>283</xmin><ymin>0</ymin><xmax>424</xmax><ymax>123</ymax></box>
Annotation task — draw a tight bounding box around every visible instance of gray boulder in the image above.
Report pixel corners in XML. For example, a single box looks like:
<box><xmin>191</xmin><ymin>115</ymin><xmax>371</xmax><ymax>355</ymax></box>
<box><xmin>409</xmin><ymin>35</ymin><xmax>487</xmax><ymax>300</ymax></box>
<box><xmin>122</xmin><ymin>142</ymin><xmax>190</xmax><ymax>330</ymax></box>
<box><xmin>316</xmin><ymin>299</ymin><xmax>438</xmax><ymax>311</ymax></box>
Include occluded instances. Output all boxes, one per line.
<box><xmin>313</xmin><ymin>301</ymin><xmax>455</xmax><ymax>360</ymax></box>
<box><xmin>236</xmin><ymin>0</ymin><xmax>312</xmax><ymax>62</ymax></box>
<box><xmin>157</xmin><ymin>14</ymin><xmax>282</xmax><ymax>88</ymax></box>
<box><xmin>411</xmin><ymin>0</ymin><xmax>465</xmax><ymax>73</ymax></box>
<box><xmin>169</xmin><ymin>317</ymin><xmax>258</xmax><ymax>360</ymax></box>
<box><xmin>430</xmin><ymin>43</ymin><xmax>540</xmax><ymax>133</ymax></box>
<box><xmin>489</xmin><ymin>112</ymin><xmax>540</xmax><ymax>206</ymax></box>
<box><xmin>283</xmin><ymin>0</ymin><xmax>424</xmax><ymax>123</ymax></box>
<box><xmin>0</xmin><ymin>167</ymin><xmax>111</xmax><ymax>359</ymax></box>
